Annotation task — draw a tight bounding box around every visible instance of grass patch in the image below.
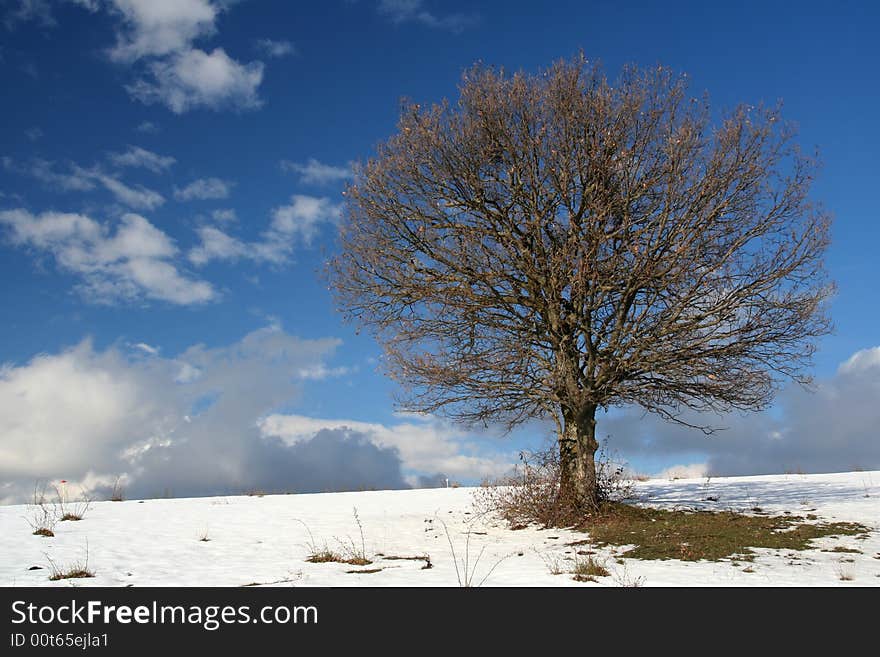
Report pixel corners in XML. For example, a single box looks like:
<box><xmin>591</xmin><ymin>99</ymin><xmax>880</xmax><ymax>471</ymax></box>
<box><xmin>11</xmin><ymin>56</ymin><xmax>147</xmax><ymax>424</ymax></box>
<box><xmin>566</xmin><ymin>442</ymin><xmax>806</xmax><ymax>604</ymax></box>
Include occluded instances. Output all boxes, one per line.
<box><xmin>305</xmin><ymin>548</ymin><xmax>344</xmax><ymax>564</ymax></box>
<box><xmin>298</xmin><ymin>508</ymin><xmax>374</xmax><ymax>566</ymax></box>
<box><xmin>46</xmin><ymin>544</ymin><xmax>94</xmax><ymax>581</ymax></box>
<box><xmin>572</xmin><ymin>556</ymin><xmax>609</xmax><ymax>582</ymax></box>
<box><xmin>32</xmin><ymin>528</ymin><xmax>54</xmax><ymax>537</ymax></box>
<box><xmin>345</xmin><ymin>568</ymin><xmax>384</xmax><ymax>574</ymax></box>
<box><xmin>49</xmin><ymin>568</ymin><xmax>94</xmax><ymax>581</ymax></box>
<box><xmin>305</xmin><ymin>549</ymin><xmax>372</xmax><ymax>566</ymax></box>
<box><xmin>342</xmin><ymin>556</ymin><xmax>372</xmax><ymax>566</ymax></box>
<box><xmin>579</xmin><ymin>502</ymin><xmax>869</xmax><ymax>562</ymax></box>
<box><xmin>822</xmin><ymin>546</ymin><xmax>862</xmax><ymax>554</ymax></box>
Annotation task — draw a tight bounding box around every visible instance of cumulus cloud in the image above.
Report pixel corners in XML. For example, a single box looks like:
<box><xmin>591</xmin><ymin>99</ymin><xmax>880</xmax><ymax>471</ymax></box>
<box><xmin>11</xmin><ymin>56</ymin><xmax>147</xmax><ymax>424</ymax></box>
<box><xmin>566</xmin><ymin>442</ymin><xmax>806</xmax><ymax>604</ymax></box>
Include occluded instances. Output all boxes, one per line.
<box><xmin>0</xmin><ymin>208</ymin><xmax>214</xmax><ymax>305</ymax></box>
<box><xmin>187</xmin><ymin>225</ymin><xmax>249</xmax><ymax>265</ymax></box>
<box><xmin>254</xmin><ymin>38</ymin><xmax>295</xmax><ymax>58</ymax></box>
<box><xmin>87</xmin><ymin>1</ymin><xmax>267</xmax><ymax>113</ymax></box>
<box><xmin>7</xmin><ymin>1</ymin><xmax>266</xmax><ymax>114</ymax></box>
<box><xmin>173</xmin><ymin>176</ymin><xmax>233</xmax><ymax>201</ymax></box>
<box><xmin>127</xmin><ymin>47</ymin><xmax>264</xmax><ymax>114</ymax></box>
<box><xmin>188</xmin><ymin>194</ymin><xmax>341</xmax><ymax>266</ymax></box>
<box><xmin>108</xmin><ymin>145</ymin><xmax>176</xmax><ymax>173</ymax></box>
<box><xmin>0</xmin><ymin>326</ymin><xmax>408</xmax><ymax>504</ymax></box>
<box><xmin>260</xmin><ymin>414</ymin><xmax>514</xmax><ymax>486</ymax></box>
<box><xmin>280</xmin><ymin>158</ymin><xmax>352</xmax><ymax>186</ymax></box>
<box><xmin>211</xmin><ymin>208</ymin><xmax>236</xmax><ymax>222</ymax></box>
<box><xmin>377</xmin><ymin>0</ymin><xmax>478</xmax><ymax>33</ymax></box>
<box><xmin>655</xmin><ymin>463</ymin><xmax>709</xmax><ymax>480</ymax></box>
<box><xmin>599</xmin><ymin>347</ymin><xmax>880</xmax><ymax>477</ymax></box>
<box><xmin>838</xmin><ymin>347</ymin><xmax>880</xmax><ymax>374</ymax></box>
<box><xmin>107</xmin><ymin>0</ymin><xmax>218</xmax><ymax>62</ymax></box>
<box><xmin>268</xmin><ymin>194</ymin><xmax>342</xmax><ymax>244</ymax></box>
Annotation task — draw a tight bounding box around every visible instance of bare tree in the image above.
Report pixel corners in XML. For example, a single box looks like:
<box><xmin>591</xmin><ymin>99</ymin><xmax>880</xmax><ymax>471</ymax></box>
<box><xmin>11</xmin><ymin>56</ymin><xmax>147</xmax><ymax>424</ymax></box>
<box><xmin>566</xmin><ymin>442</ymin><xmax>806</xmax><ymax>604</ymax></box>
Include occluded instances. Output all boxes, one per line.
<box><xmin>328</xmin><ymin>56</ymin><xmax>833</xmax><ymax>511</ymax></box>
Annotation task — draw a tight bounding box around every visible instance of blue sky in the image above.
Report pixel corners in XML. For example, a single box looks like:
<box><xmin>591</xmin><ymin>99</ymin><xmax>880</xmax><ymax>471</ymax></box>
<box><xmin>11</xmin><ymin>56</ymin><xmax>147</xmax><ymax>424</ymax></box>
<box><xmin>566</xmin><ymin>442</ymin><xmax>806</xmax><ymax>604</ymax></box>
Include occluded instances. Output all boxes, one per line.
<box><xmin>1</xmin><ymin>0</ymin><xmax>878</xmax><ymax>502</ymax></box>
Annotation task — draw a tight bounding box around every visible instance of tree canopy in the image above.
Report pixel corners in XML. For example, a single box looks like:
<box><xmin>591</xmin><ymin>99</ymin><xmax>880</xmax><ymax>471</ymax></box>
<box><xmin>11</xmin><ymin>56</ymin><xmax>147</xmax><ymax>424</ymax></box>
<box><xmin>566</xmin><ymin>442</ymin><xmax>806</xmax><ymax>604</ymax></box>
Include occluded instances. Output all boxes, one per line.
<box><xmin>328</xmin><ymin>56</ymin><xmax>833</xmax><ymax>509</ymax></box>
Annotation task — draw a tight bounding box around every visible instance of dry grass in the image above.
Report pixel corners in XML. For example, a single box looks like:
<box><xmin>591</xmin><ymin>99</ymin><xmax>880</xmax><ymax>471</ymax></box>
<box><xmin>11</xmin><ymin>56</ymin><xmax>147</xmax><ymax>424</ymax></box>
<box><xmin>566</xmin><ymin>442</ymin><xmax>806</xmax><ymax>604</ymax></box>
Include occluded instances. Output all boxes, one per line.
<box><xmin>47</xmin><ymin>543</ymin><xmax>94</xmax><ymax>581</ymax></box>
<box><xmin>572</xmin><ymin>555</ymin><xmax>610</xmax><ymax>582</ymax></box>
<box><xmin>26</xmin><ymin>483</ymin><xmax>58</xmax><ymax>537</ymax></box>
<box><xmin>299</xmin><ymin>509</ymin><xmax>374</xmax><ymax>566</ymax></box>
<box><xmin>822</xmin><ymin>546</ymin><xmax>861</xmax><ymax>554</ymax></box>
<box><xmin>474</xmin><ymin>442</ymin><xmax>635</xmax><ymax>529</ymax></box>
<box><xmin>108</xmin><ymin>477</ymin><xmax>125</xmax><ymax>502</ymax></box>
<box><xmin>439</xmin><ymin>518</ymin><xmax>510</xmax><ymax>587</ymax></box>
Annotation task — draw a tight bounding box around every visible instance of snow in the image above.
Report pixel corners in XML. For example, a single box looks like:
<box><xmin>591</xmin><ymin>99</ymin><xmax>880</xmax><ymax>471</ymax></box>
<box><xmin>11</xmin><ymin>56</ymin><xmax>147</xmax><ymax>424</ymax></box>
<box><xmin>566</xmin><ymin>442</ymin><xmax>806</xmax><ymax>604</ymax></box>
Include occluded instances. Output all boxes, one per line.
<box><xmin>1</xmin><ymin>471</ymin><xmax>877</xmax><ymax>587</ymax></box>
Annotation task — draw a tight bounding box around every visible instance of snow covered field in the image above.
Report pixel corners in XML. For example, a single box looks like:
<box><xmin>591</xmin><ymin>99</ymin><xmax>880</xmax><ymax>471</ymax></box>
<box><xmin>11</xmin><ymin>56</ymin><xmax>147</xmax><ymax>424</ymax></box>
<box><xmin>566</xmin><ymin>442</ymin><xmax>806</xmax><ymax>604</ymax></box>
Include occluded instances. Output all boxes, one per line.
<box><xmin>1</xmin><ymin>470</ymin><xmax>877</xmax><ymax>587</ymax></box>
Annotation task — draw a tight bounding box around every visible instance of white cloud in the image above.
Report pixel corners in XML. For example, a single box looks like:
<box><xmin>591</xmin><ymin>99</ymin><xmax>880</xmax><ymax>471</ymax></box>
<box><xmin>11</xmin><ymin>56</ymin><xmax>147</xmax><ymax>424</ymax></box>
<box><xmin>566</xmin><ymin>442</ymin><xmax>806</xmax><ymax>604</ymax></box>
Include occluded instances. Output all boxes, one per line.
<box><xmin>0</xmin><ymin>326</ymin><xmax>407</xmax><ymax>504</ymax></box>
<box><xmin>174</xmin><ymin>176</ymin><xmax>232</xmax><ymax>201</ymax></box>
<box><xmin>1</xmin><ymin>157</ymin><xmax>96</xmax><ymax>192</ymax></box>
<box><xmin>174</xmin><ymin>362</ymin><xmax>201</xmax><ymax>383</ymax></box>
<box><xmin>24</xmin><ymin>126</ymin><xmax>44</xmax><ymax>141</ymax></box>
<box><xmin>108</xmin><ymin>145</ymin><xmax>176</xmax><ymax>173</ymax></box>
<box><xmin>377</xmin><ymin>0</ymin><xmax>477</xmax><ymax>33</ymax></box>
<box><xmin>127</xmin><ymin>47</ymin><xmax>264</xmax><ymax>113</ymax></box>
<box><xmin>0</xmin><ymin>208</ymin><xmax>214</xmax><ymax>305</ymax></box>
<box><xmin>838</xmin><ymin>347</ymin><xmax>880</xmax><ymax>375</ymax></box>
<box><xmin>2</xmin><ymin>157</ymin><xmax>164</xmax><ymax>209</ymax></box>
<box><xmin>600</xmin><ymin>347</ymin><xmax>880</xmax><ymax>477</ymax></box>
<box><xmin>261</xmin><ymin>413</ymin><xmax>513</xmax><ymax>483</ymax></box>
<box><xmin>0</xmin><ymin>341</ymin><xmax>153</xmax><ymax>482</ymax></box>
<box><xmin>188</xmin><ymin>194</ymin><xmax>341</xmax><ymax>266</ymax></box>
<box><xmin>254</xmin><ymin>38</ymin><xmax>295</xmax><ymax>58</ymax></box>
<box><xmin>655</xmin><ymin>463</ymin><xmax>709</xmax><ymax>480</ymax></box>
<box><xmin>89</xmin><ymin>169</ymin><xmax>166</xmax><ymax>210</ymax></box>
<box><xmin>211</xmin><ymin>208</ymin><xmax>237</xmax><ymax>222</ymax></box>
<box><xmin>133</xmin><ymin>342</ymin><xmax>160</xmax><ymax>355</ymax></box>
<box><xmin>107</xmin><ymin>0</ymin><xmax>218</xmax><ymax>63</ymax></box>
<box><xmin>281</xmin><ymin>158</ymin><xmax>352</xmax><ymax>186</ymax></box>
<box><xmin>17</xmin><ymin>1</ymin><xmax>267</xmax><ymax>115</ymax></box>
<box><xmin>295</xmin><ymin>364</ymin><xmax>353</xmax><ymax>381</ymax></box>
<box><xmin>187</xmin><ymin>225</ymin><xmax>248</xmax><ymax>265</ymax></box>
<box><xmin>268</xmin><ymin>194</ymin><xmax>342</xmax><ymax>244</ymax></box>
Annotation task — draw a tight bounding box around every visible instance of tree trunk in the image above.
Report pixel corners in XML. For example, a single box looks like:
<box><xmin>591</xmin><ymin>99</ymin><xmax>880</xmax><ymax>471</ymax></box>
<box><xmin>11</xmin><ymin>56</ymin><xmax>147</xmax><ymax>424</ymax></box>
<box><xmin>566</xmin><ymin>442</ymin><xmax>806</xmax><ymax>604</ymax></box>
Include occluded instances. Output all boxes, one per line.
<box><xmin>558</xmin><ymin>404</ymin><xmax>599</xmax><ymax>512</ymax></box>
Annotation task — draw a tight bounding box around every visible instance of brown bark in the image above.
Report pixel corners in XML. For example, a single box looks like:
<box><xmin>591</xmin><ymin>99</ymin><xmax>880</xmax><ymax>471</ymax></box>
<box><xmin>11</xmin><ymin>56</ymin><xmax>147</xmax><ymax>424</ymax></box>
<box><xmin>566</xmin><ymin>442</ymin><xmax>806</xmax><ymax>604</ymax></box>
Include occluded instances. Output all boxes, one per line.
<box><xmin>558</xmin><ymin>405</ymin><xmax>599</xmax><ymax>511</ymax></box>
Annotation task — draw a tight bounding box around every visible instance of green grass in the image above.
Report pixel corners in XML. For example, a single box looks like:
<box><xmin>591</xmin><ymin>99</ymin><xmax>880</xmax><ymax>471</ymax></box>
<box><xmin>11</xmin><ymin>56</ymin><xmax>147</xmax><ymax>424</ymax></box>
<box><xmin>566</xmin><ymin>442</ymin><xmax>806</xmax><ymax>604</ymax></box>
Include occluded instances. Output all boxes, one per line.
<box><xmin>579</xmin><ymin>502</ymin><xmax>869</xmax><ymax>562</ymax></box>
